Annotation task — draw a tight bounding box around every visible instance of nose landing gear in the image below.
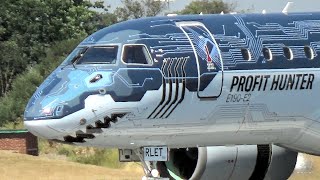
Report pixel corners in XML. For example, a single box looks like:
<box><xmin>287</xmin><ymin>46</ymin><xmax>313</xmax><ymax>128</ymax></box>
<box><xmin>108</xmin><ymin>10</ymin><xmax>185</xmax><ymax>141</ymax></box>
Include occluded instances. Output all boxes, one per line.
<box><xmin>119</xmin><ymin>148</ymin><xmax>169</xmax><ymax>180</ymax></box>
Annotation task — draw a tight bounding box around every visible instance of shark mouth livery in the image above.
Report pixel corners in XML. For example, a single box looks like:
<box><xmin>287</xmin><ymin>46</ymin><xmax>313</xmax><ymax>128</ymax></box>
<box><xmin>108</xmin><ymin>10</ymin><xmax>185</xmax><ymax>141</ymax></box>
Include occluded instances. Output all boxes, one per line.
<box><xmin>24</xmin><ymin>11</ymin><xmax>320</xmax><ymax>179</ymax></box>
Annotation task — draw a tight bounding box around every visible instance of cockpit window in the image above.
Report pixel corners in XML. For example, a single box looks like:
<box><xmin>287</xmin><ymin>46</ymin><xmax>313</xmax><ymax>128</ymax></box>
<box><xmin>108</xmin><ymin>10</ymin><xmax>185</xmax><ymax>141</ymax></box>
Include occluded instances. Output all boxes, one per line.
<box><xmin>77</xmin><ymin>46</ymin><xmax>118</xmax><ymax>64</ymax></box>
<box><xmin>122</xmin><ymin>45</ymin><xmax>152</xmax><ymax>65</ymax></box>
<box><xmin>62</xmin><ymin>47</ymin><xmax>85</xmax><ymax>65</ymax></box>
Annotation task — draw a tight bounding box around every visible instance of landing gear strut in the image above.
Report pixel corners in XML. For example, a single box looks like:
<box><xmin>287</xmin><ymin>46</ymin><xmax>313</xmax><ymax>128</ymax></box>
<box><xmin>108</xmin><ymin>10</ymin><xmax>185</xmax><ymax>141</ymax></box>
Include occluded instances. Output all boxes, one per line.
<box><xmin>119</xmin><ymin>148</ymin><xmax>167</xmax><ymax>180</ymax></box>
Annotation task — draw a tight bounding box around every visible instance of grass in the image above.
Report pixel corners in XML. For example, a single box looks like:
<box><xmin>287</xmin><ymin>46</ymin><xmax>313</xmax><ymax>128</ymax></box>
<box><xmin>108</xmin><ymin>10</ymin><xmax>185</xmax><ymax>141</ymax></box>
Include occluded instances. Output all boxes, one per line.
<box><xmin>0</xmin><ymin>150</ymin><xmax>143</xmax><ymax>180</ymax></box>
<box><xmin>0</xmin><ymin>120</ymin><xmax>24</xmax><ymax>130</ymax></box>
<box><xmin>0</xmin><ymin>151</ymin><xmax>320</xmax><ymax>180</ymax></box>
<box><xmin>39</xmin><ymin>139</ymin><xmax>126</xmax><ymax>169</ymax></box>
<box><xmin>0</xmin><ymin>147</ymin><xmax>320</xmax><ymax>179</ymax></box>
<box><xmin>3</xmin><ymin>122</ymin><xmax>320</xmax><ymax>179</ymax></box>
<box><xmin>1</xmin><ymin>122</ymin><xmax>128</xmax><ymax>169</ymax></box>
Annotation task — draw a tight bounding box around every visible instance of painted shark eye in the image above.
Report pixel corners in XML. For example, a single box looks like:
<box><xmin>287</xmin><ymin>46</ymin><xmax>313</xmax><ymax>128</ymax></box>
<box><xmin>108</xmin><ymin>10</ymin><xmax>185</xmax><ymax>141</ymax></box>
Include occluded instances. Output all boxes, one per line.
<box><xmin>90</xmin><ymin>74</ymin><xmax>103</xmax><ymax>83</ymax></box>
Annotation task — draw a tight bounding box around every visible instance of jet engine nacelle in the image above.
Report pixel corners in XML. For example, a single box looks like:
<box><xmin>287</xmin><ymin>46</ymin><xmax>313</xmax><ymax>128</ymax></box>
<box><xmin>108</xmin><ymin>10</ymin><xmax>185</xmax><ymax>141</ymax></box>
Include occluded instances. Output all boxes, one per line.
<box><xmin>156</xmin><ymin>145</ymin><xmax>297</xmax><ymax>180</ymax></box>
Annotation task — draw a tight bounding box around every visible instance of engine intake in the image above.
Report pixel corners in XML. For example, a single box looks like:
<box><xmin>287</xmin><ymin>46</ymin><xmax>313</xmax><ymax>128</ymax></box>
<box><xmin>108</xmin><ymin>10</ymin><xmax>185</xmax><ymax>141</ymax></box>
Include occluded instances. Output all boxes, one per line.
<box><xmin>157</xmin><ymin>145</ymin><xmax>297</xmax><ymax>180</ymax></box>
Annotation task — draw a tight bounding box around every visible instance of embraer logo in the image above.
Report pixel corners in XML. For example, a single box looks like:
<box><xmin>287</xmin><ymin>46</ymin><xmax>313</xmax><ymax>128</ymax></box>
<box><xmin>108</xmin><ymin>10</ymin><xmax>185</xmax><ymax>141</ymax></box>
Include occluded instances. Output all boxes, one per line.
<box><xmin>230</xmin><ymin>74</ymin><xmax>315</xmax><ymax>92</ymax></box>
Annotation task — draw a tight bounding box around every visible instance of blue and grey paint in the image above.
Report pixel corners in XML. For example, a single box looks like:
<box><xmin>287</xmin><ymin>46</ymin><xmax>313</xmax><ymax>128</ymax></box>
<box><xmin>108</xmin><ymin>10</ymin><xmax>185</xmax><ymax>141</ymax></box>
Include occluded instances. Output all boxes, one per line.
<box><xmin>24</xmin><ymin>12</ymin><xmax>320</xmax><ymax>121</ymax></box>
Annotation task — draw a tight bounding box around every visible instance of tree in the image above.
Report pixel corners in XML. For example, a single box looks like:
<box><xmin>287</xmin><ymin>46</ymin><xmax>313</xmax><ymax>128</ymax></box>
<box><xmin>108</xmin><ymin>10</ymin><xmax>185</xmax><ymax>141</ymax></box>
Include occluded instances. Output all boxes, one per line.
<box><xmin>0</xmin><ymin>0</ymin><xmax>107</xmax><ymax>96</ymax></box>
<box><xmin>179</xmin><ymin>0</ymin><xmax>236</xmax><ymax>15</ymax></box>
<box><xmin>114</xmin><ymin>0</ymin><xmax>167</xmax><ymax>22</ymax></box>
<box><xmin>0</xmin><ymin>38</ymin><xmax>82</xmax><ymax>126</ymax></box>
<box><xmin>0</xmin><ymin>41</ymin><xmax>26</xmax><ymax>96</ymax></box>
<box><xmin>0</xmin><ymin>0</ymin><xmax>122</xmax><ymax>125</ymax></box>
<box><xmin>0</xmin><ymin>0</ymin><xmax>105</xmax><ymax>55</ymax></box>
<box><xmin>94</xmin><ymin>12</ymin><xmax>118</xmax><ymax>30</ymax></box>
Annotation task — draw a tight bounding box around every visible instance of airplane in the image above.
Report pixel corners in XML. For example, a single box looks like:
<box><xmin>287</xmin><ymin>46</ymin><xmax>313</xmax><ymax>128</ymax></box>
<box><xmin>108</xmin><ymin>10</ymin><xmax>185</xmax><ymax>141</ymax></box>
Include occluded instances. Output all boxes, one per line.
<box><xmin>23</xmin><ymin>7</ymin><xmax>320</xmax><ymax>180</ymax></box>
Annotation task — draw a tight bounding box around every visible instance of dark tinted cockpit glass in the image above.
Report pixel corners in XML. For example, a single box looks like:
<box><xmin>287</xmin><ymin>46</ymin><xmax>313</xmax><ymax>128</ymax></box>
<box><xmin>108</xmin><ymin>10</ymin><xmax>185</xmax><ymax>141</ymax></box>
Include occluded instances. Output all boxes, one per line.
<box><xmin>122</xmin><ymin>45</ymin><xmax>151</xmax><ymax>64</ymax></box>
<box><xmin>62</xmin><ymin>47</ymin><xmax>85</xmax><ymax>65</ymax></box>
<box><xmin>77</xmin><ymin>46</ymin><xmax>118</xmax><ymax>64</ymax></box>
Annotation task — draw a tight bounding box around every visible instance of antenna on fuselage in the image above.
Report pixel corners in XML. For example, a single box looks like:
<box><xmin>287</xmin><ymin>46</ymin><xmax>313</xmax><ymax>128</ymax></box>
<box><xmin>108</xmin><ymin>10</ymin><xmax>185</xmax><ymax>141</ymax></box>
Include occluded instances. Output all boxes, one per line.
<box><xmin>282</xmin><ymin>2</ymin><xmax>293</xmax><ymax>14</ymax></box>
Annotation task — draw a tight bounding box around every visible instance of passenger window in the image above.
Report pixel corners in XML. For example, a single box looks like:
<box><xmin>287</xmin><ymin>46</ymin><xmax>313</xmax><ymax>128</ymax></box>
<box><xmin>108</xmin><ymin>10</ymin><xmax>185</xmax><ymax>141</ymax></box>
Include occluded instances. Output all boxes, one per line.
<box><xmin>241</xmin><ymin>48</ymin><xmax>251</xmax><ymax>61</ymax></box>
<box><xmin>304</xmin><ymin>46</ymin><xmax>315</xmax><ymax>60</ymax></box>
<box><xmin>122</xmin><ymin>45</ymin><xmax>152</xmax><ymax>65</ymax></box>
<box><xmin>262</xmin><ymin>47</ymin><xmax>272</xmax><ymax>61</ymax></box>
<box><xmin>77</xmin><ymin>46</ymin><xmax>118</xmax><ymax>64</ymax></box>
<box><xmin>283</xmin><ymin>47</ymin><xmax>293</xmax><ymax>60</ymax></box>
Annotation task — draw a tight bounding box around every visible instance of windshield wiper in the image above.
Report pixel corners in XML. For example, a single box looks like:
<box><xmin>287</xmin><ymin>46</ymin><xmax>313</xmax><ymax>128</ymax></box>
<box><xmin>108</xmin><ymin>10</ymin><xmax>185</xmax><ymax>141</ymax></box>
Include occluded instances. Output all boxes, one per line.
<box><xmin>61</xmin><ymin>47</ymin><xmax>89</xmax><ymax>70</ymax></box>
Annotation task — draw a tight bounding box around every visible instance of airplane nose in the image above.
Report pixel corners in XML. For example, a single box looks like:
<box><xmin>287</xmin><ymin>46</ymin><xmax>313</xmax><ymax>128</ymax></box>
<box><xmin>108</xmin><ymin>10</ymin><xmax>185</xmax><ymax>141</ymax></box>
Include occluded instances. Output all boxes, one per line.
<box><xmin>24</xmin><ymin>120</ymin><xmax>65</xmax><ymax>139</ymax></box>
<box><xmin>23</xmin><ymin>65</ymin><xmax>115</xmax><ymax>140</ymax></box>
<box><xmin>24</xmin><ymin>68</ymin><xmax>114</xmax><ymax>121</ymax></box>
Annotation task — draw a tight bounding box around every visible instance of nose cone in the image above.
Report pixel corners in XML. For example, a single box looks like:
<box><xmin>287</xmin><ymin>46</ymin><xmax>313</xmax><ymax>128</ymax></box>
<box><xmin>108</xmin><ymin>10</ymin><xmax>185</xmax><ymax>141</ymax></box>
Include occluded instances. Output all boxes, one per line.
<box><xmin>24</xmin><ymin>68</ymin><xmax>75</xmax><ymax>121</ymax></box>
<box><xmin>24</xmin><ymin>65</ymin><xmax>115</xmax><ymax>140</ymax></box>
<box><xmin>24</xmin><ymin>120</ymin><xmax>65</xmax><ymax>139</ymax></box>
<box><xmin>24</xmin><ymin>67</ymin><xmax>114</xmax><ymax>121</ymax></box>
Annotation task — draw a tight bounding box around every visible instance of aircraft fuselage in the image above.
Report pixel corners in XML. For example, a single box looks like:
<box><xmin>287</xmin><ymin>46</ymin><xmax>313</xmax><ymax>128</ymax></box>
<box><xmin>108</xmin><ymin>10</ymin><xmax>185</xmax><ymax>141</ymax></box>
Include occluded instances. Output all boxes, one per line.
<box><xmin>24</xmin><ymin>12</ymin><xmax>320</xmax><ymax>155</ymax></box>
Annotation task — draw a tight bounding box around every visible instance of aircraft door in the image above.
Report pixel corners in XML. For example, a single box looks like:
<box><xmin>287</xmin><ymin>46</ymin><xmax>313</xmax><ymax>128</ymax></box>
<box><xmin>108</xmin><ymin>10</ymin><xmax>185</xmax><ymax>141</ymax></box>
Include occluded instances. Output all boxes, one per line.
<box><xmin>177</xmin><ymin>22</ymin><xmax>223</xmax><ymax>98</ymax></box>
